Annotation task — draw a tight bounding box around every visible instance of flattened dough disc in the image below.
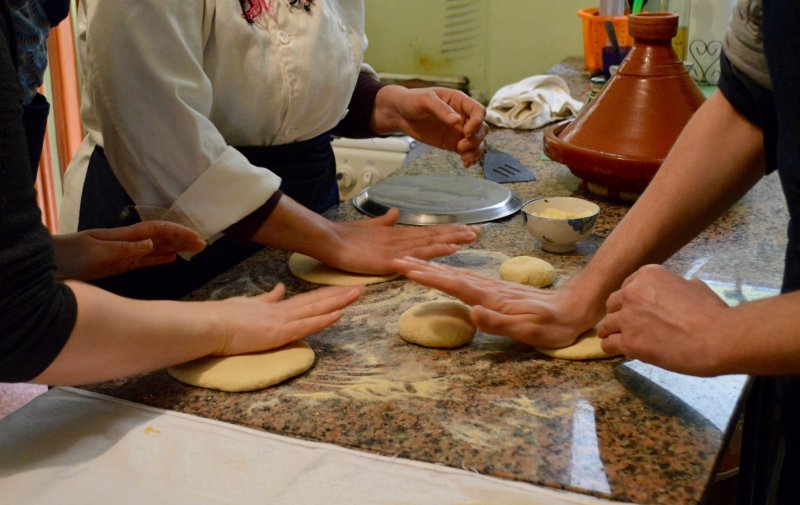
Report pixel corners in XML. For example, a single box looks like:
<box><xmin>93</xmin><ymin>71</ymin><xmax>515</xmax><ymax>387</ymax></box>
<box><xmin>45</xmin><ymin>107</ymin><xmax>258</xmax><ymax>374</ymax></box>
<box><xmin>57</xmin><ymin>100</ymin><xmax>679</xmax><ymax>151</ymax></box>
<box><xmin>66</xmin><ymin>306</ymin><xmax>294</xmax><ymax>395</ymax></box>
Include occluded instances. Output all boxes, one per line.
<box><xmin>167</xmin><ymin>341</ymin><xmax>315</xmax><ymax>392</ymax></box>
<box><xmin>288</xmin><ymin>253</ymin><xmax>400</xmax><ymax>286</ymax></box>
<box><xmin>536</xmin><ymin>329</ymin><xmax>621</xmax><ymax>360</ymax></box>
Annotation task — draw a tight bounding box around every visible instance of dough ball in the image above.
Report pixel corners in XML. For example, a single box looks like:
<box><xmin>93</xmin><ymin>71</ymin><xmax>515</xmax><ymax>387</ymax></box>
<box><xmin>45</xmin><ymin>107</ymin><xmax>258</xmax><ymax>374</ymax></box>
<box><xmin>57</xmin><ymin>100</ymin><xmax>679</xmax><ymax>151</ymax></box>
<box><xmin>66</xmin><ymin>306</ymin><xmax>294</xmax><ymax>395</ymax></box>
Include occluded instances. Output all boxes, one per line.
<box><xmin>398</xmin><ymin>300</ymin><xmax>476</xmax><ymax>349</ymax></box>
<box><xmin>288</xmin><ymin>253</ymin><xmax>400</xmax><ymax>286</ymax></box>
<box><xmin>499</xmin><ymin>256</ymin><xmax>555</xmax><ymax>288</ymax></box>
<box><xmin>167</xmin><ymin>341</ymin><xmax>315</xmax><ymax>392</ymax></box>
<box><xmin>535</xmin><ymin>329</ymin><xmax>620</xmax><ymax>361</ymax></box>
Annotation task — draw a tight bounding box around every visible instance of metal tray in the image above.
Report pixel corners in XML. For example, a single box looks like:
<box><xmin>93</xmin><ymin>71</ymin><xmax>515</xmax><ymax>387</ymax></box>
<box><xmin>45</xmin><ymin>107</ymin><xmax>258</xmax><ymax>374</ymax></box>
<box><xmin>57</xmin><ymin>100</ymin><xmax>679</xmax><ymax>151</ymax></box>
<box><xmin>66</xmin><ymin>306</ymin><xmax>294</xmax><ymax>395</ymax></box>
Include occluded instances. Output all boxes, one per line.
<box><xmin>352</xmin><ymin>175</ymin><xmax>524</xmax><ymax>225</ymax></box>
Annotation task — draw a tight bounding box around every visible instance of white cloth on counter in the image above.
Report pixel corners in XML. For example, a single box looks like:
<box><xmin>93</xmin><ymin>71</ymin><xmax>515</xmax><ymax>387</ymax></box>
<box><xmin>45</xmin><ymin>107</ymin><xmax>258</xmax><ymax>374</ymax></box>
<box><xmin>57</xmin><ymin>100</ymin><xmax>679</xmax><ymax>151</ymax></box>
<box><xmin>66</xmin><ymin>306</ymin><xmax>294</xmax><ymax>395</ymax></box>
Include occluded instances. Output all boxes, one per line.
<box><xmin>0</xmin><ymin>387</ymin><xmax>626</xmax><ymax>505</ymax></box>
<box><xmin>486</xmin><ymin>75</ymin><xmax>584</xmax><ymax>130</ymax></box>
<box><xmin>59</xmin><ymin>0</ymin><xmax>370</xmax><ymax>239</ymax></box>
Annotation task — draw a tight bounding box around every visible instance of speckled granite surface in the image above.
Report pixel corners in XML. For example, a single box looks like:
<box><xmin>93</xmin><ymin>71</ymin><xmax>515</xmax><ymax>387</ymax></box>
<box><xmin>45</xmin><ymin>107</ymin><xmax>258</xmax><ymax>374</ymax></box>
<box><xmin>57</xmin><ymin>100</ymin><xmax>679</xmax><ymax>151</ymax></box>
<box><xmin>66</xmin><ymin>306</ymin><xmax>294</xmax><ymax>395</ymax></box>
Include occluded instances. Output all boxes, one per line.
<box><xmin>83</xmin><ymin>60</ymin><xmax>788</xmax><ymax>504</ymax></box>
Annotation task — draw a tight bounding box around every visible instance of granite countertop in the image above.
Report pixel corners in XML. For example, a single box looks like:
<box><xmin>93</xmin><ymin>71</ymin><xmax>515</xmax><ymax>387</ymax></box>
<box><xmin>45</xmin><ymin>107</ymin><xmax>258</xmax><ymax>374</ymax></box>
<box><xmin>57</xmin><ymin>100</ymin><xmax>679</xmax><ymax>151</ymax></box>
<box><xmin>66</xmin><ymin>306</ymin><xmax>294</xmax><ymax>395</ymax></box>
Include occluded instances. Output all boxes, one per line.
<box><xmin>83</xmin><ymin>61</ymin><xmax>788</xmax><ymax>504</ymax></box>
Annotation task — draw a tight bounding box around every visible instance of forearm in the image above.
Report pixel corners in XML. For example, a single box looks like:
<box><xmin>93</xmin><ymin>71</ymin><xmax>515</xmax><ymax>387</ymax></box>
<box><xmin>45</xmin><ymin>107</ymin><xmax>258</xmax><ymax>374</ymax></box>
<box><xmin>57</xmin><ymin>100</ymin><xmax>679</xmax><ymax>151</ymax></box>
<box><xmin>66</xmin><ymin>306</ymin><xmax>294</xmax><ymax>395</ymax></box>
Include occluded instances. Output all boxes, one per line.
<box><xmin>248</xmin><ymin>197</ymin><xmax>341</xmax><ymax>262</ymax></box>
<box><xmin>568</xmin><ymin>92</ymin><xmax>766</xmax><ymax>306</ymax></box>
<box><xmin>715</xmin><ymin>292</ymin><xmax>800</xmax><ymax>375</ymax></box>
<box><xmin>32</xmin><ymin>281</ymin><xmax>225</xmax><ymax>385</ymax></box>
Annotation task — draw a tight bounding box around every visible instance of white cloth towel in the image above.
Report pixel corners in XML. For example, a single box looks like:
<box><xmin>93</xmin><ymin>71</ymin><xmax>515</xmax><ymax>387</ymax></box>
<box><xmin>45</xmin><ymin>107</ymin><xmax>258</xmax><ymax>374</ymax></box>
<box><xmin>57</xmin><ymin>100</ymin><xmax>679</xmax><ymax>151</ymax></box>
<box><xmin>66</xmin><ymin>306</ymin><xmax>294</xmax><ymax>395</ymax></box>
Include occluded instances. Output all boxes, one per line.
<box><xmin>486</xmin><ymin>75</ymin><xmax>584</xmax><ymax>130</ymax></box>
<box><xmin>0</xmin><ymin>387</ymin><xmax>622</xmax><ymax>505</ymax></box>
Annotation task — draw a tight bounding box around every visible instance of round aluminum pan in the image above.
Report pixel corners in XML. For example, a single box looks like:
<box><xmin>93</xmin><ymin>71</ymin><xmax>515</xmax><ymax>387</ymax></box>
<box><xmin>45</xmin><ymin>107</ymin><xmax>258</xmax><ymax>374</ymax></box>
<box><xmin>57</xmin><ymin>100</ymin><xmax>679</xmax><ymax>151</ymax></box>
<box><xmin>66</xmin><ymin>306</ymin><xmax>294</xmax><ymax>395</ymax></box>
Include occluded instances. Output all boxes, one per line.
<box><xmin>352</xmin><ymin>175</ymin><xmax>524</xmax><ymax>225</ymax></box>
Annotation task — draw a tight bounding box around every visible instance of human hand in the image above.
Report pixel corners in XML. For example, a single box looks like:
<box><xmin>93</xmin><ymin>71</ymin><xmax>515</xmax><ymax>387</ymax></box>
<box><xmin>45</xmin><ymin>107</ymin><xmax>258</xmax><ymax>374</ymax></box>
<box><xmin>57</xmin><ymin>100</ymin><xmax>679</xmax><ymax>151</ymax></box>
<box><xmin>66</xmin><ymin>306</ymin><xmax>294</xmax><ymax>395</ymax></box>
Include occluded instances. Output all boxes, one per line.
<box><xmin>319</xmin><ymin>209</ymin><xmax>480</xmax><ymax>275</ymax></box>
<box><xmin>212</xmin><ymin>283</ymin><xmax>364</xmax><ymax>356</ymax></box>
<box><xmin>252</xmin><ymin>198</ymin><xmax>479</xmax><ymax>274</ymax></box>
<box><xmin>393</xmin><ymin>256</ymin><xmax>600</xmax><ymax>348</ymax></box>
<box><xmin>54</xmin><ymin>221</ymin><xmax>206</xmax><ymax>281</ymax></box>
<box><xmin>599</xmin><ymin>265</ymin><xmax>729</xmax><ymax>376</ymax></box>
<box><xmin>372</xmin><ymin>85</ymin><xmax>488</xmax><ymax>167</ymax></box>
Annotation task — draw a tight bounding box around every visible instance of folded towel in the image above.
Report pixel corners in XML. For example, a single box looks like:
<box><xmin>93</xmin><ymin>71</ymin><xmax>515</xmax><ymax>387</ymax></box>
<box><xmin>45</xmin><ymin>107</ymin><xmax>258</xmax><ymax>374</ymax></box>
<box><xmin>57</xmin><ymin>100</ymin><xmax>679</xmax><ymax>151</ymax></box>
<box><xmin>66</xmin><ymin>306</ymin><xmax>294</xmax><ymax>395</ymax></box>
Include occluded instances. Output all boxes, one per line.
<box><xmin>486</xmin><ymin>75</ymin><xmax>584</xmax><ymax>130</ymax></box>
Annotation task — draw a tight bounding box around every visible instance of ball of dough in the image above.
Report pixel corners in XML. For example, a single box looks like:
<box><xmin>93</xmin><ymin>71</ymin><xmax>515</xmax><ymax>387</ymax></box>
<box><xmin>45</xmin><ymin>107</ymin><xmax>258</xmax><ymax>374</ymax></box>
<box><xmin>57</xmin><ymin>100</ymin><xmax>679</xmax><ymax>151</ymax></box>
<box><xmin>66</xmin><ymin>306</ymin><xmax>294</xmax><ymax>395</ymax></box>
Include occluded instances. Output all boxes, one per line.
<box><xmin>288</xmin><ymin>253</ymin><xmax>400</xmax><ymax>286</ymax></box>
<box><xmin>398</xmin><ymin>300</ymin><xmax>476</xmax><ymax>348</ymax></box>
<box><xmin>167</xmin><ymin>341</ymin><xmax>315</xmax><ymax>392</ymax></box>
<box><xmin>499</xmin><ymin>256</ymin><xmax>555</xmax><ymax>287</ymax></box>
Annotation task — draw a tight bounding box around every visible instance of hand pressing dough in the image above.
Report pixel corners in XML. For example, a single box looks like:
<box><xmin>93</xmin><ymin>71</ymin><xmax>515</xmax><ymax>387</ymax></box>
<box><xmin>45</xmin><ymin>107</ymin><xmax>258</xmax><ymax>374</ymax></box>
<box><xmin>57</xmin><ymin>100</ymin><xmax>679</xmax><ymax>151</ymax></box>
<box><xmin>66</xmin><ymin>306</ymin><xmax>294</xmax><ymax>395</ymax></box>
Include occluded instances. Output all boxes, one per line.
<box><xmin>398</xmin><ymin>300</ymin><xmax>476</xmax><ymax>348</ymax></box>
<box><xmin>499</xmin><ymin>256</ymin><xmax>555</xmax><ymax>287</ymax></box>
<box><xmin>288</xmin><ymin>253</ymin><xmax>400</xmax><ymax>286</ymax></box>
<box><xmin>536</xmin><ymin>329</ymin><xmax>621</xmax><ymax>360</ymax></box>
<box><xmin>167</xmin><ymin>341</ymin><xmax>315</xmax><ymax>392</ymax></box>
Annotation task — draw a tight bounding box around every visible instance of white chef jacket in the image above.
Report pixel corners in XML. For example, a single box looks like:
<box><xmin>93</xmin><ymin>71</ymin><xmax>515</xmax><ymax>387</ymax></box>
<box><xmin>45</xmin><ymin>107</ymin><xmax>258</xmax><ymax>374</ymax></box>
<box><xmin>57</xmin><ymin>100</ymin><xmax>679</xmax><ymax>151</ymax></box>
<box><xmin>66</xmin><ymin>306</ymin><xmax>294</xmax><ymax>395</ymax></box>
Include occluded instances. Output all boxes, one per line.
<box><xmin>60</xmin><ymin>0</ymin><xmax>368</xmax><ymax>240</ymax></box>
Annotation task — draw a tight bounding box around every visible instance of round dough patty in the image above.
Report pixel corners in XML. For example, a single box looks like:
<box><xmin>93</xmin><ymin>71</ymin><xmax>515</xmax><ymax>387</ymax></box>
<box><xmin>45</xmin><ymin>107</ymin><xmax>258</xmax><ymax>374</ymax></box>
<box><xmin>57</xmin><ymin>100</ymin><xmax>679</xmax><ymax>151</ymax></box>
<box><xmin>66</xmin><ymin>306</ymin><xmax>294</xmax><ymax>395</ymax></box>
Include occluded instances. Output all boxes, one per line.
<box><xmin>499</xmin><ymin>256</ymin><xmax>555</xmax><ymax>287</ymax></box>
<box><xmin>535</xmin><ymin>329</ymin><xmax>620</xmax><ymax>361</ymax></box>
<box><xmin>288</xmin><ymin>253</ymin><xmax>400</xmax><ymax>286</ymax></box>
<box><xmin>398</xmin><ymin>300</ymin><xmax>476</xmax><ymax>348</ymax></box>
<box><xmin>167</xmin><ymin>341</ymin><xmax>315</xmax><ymax>392</ymax></box>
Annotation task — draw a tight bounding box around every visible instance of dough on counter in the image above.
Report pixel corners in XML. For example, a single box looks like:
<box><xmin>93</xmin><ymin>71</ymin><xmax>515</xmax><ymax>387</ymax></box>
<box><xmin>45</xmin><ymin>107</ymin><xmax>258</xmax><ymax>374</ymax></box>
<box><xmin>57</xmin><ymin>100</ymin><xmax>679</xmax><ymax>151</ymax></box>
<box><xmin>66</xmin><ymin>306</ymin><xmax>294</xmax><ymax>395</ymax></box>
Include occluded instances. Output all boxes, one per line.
<box><xmin>398</xmin><ymin>300</ymin><xmax>476</xmax><ymax>348</ymax></box>
<box><xmin>535</xmin><ymin>329</ymin><xmax>620</xmax><ymax>360</ymax></box>
<box><xmin>288</xmin><ymin>253</ymin><xmax>400</xmax><ymax>286</ymax></box>
<box><xmin>499</xmin><ymin>256</ymin><xmax>555</xmax><ymax>287</ymax></box>
<box><xmin>167</xmin><ymin>341</ymin><xmax>315</xmax><ymax>392</ymax></box>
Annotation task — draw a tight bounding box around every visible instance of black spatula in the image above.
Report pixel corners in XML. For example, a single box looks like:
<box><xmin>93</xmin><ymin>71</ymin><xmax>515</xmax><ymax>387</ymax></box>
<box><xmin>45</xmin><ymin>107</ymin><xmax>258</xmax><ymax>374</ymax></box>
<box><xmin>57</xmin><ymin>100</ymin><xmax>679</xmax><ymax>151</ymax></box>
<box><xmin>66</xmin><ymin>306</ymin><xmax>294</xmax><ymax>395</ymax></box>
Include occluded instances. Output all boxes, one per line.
<box><xmin>483</xmin><ymin>149</ymin><xmax>535</xmax><ymax>183</ymax></box>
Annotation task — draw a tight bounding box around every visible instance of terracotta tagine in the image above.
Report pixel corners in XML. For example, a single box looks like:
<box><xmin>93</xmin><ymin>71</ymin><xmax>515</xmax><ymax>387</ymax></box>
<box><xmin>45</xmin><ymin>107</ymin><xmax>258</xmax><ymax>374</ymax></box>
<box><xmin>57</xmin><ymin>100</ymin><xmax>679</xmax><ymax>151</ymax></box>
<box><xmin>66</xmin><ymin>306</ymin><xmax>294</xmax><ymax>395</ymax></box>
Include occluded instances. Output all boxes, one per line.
<box><xmin>543</xmin><ymin>12</ymin><xmax>706</xmax><ymax>199</ymax></box>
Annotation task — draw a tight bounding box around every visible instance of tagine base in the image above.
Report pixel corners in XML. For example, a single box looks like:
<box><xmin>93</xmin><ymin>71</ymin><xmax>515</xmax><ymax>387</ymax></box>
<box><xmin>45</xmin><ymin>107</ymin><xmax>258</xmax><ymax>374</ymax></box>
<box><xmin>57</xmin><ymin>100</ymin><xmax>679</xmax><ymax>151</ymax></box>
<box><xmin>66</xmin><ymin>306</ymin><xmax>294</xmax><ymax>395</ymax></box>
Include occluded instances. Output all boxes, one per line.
<box><xmin>579</xmin><ymin>180</ymin><xmax>640</xmax><ymax>202</ymax></box>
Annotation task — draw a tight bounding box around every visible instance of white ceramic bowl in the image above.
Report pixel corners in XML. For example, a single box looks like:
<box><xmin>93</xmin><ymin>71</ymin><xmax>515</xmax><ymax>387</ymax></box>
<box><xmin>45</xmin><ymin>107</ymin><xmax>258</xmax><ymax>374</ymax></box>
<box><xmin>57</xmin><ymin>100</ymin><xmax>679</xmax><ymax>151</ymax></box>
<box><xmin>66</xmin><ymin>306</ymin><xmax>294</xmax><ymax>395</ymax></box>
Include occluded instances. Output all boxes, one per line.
<box><xmin>522</xmin><ymin>197</ymin><xmax>600</xmax><ymax>253</ymax></box>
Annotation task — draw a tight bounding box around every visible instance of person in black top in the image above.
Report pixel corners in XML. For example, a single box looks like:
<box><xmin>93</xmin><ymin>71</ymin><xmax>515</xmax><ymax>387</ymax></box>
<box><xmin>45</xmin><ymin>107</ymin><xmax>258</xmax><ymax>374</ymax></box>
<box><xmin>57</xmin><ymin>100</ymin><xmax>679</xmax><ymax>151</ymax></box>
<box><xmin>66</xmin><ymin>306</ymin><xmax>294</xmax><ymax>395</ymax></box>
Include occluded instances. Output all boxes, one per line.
<box><xmin>1</xmin><ymin>2</ymin><xmax>364</xmax><ymax>385</ymax></box>
<box><xmin>4</xmin><ymin>0</ymin><xmax>213</xmax><ymax>280</ymax></box>
<box><xmin>395</xmin><ymin>0</ymin><xmax>799</xmax><ymax>501</ymax></box>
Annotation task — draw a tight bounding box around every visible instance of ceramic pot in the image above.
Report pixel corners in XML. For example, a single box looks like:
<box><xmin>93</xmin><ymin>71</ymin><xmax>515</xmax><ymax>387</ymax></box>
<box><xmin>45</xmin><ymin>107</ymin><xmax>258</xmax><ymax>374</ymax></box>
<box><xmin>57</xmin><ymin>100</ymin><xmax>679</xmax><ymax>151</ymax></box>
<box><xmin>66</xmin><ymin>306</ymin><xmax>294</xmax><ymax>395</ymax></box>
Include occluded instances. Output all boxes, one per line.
<box><xmin>543</xmin><ymin>12</ymin><xmax>706</xmax><ymax>197</ymax></box>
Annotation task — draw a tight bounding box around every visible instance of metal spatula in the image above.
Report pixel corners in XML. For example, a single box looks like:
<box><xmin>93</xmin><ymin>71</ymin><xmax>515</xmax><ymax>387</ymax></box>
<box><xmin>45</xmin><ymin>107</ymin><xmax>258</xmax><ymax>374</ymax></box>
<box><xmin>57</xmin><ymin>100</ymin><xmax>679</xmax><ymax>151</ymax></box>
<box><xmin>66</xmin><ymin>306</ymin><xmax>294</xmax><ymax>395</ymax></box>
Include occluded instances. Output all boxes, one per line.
<box><xmin>483</xmin><ymin>149</ymin><xmax>535</xmax><ymax>183</ymax></box>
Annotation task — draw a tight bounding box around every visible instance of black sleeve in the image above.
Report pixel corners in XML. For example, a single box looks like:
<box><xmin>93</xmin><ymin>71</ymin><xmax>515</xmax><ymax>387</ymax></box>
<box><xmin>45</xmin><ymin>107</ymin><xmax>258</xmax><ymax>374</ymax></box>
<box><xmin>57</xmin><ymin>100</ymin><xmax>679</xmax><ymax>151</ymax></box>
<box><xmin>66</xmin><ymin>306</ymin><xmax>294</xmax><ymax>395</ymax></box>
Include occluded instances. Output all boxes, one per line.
<box><xmin>329</xmin><ymin>71</ymin><xmax>386</xmax><ymax>139</ymax></box>
<box><xmin>0</xmin><ymin>13</ymin><xmax>76</xmax><ymax>383</ymax></box>
<box><xmin>716</xmin><ymin>49</ymin><xmax>779</xmax><ymax>174</ymax></box>
<box><xmin>41</xmin><ymin>0</ymin><xmax>71</xmax><ymax>27</ymax></box>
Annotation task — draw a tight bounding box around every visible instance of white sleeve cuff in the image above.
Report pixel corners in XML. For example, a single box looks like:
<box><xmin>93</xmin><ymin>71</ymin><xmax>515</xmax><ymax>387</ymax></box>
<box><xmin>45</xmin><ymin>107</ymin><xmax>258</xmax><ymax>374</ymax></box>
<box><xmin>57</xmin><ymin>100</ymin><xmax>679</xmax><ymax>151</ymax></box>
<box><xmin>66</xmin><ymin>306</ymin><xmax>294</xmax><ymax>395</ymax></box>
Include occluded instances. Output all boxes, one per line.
<box><xmin>137</xmin><ymin>147</ymin><xmax>282</xmax><ymax>241</ymax></box>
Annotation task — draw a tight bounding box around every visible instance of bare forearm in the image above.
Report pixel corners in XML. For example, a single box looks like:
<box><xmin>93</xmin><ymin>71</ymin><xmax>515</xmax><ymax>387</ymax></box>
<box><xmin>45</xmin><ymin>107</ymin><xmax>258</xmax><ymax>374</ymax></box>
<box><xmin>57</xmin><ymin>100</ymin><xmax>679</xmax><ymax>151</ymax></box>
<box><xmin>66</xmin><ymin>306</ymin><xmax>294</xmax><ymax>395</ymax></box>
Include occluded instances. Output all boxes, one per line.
<box><xmin>249</xmin><ymin>197</ymin><xmax>342</xmax><ymax>263</ymax></box>
<box><xmin>570</xmin><ymin>92</ymin><xmax>765</xmax><ymax>305</ymax></box>
<box><xmin>32</xmin><ymin>281</ymin><xmax>225</xmax><ymax>385</ymax></box>
<box><xmin>716</xmin><ymin>292</ymin><xmax>800</xmax><ymax>375</ymax></box>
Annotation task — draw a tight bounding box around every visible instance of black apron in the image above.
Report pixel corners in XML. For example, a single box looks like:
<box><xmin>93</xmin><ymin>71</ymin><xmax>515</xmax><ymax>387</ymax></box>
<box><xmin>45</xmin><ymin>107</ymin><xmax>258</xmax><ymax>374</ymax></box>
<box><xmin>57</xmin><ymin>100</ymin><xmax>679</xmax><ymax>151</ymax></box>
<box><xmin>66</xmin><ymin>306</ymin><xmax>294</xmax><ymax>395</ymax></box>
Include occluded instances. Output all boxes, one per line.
<box><xmin>77</xmin><ymin>133</ymin><xmax>339</xmax><ymax>300</ymax></box>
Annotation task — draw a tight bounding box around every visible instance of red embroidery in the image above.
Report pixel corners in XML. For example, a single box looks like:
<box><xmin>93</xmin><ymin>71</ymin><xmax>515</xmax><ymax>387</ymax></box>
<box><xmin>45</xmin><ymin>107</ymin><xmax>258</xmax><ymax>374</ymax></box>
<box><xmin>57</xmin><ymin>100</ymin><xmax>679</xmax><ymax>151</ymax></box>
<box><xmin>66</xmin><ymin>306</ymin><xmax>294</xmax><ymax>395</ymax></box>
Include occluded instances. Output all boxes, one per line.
<box><xmin>241</xmin><ymin>0</ymin><xmax>273</xmax><ymax>23</ymax></box>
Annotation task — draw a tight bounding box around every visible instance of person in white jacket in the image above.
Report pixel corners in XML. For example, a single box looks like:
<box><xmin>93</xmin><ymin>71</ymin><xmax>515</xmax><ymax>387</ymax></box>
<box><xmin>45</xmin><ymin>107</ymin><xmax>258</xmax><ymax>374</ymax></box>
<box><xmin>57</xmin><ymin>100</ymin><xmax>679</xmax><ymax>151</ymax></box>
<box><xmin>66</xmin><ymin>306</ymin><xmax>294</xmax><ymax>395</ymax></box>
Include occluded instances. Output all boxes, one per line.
<box><xmin>61</xmin><ymin>0</ymin><xmax>487</xmax><ymax>299</ymax></box>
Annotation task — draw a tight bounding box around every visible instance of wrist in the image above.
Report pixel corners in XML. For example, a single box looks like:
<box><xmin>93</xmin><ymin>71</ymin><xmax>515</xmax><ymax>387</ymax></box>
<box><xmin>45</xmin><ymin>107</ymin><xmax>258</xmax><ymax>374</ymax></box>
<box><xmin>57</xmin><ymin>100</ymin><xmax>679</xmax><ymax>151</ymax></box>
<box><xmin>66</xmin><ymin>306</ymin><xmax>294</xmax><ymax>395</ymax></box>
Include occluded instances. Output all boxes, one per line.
<box><xmin>696</xmin><ymin>305</ymin><xmax>736</xmax><ymax>376</ymax></box>
<box><xmin>252</xmin><ymin>197</ymin><xmax>338</xmax><ymax>257</ymax></box>
<box><xmin>308</xmin><ymin>220</ymin><xmax>348</xmax><ymax>265</ymax></box>
<box><xmin>180</xmin><ymin>299</ymin><xmax>230</xmax><ymax>356</ymax></box>
<box><xmin>370</xmin><ymin>85</ymin><xmax>407</xmax><ymax>134</ymax></box>
<box><xmin>167</xmin><ymin>300</ymin><xmax>233</xmax><ymax>361</ymax></box>
<box><xmin>560</xmin><ymin>272</ymin><xmax>615</xmax><ymax>326</ymax></box>
<box><xmin>52</xmin><ymin>235</ymin><xmax>75</xmax><ymax>279</ymax></box>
